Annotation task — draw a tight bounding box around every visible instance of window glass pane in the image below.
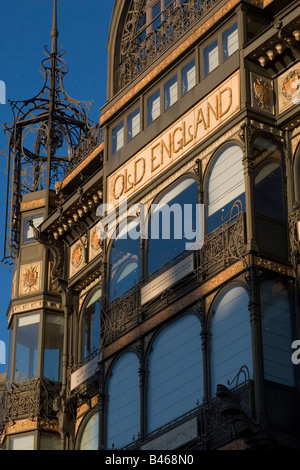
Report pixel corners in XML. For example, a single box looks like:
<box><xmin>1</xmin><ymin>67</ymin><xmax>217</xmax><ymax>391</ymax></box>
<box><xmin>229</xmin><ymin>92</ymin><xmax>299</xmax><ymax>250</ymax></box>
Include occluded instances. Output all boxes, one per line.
<box><xmin>261</xmin><ymin>280</ymin><xmax>295</xmax><ymax>387</ymax></box>
<box><xmin>147</xmin><ymin>178</ymin><xmax>199</xmax><ymax>275</ymax></box>
<box><xmin>152</xmin><ymin>1</ymin><xmax>161</xmax><ymax>30</ymax></box>
<box><xmin>182</xmin><ymin>59</ymin><xmax>196</xmax><ymax>95</ymax></box>
<box><xmin>204</xmin><ymin>39</ymin><xmax>219</xmax><ymax>76</ymax></box>
<box><xmin>164</xmin><ymin>75</ymin><xmax>178</xmax><ymax>110</ymax></box>
<box><xmin>23</xmin><ymin>214</ymin><xmax>44</xmax><ymax>243</ymax></box>
<box><xmin>127</xmin><ymin>108</ymin><xmax>140</xmax><ymax>141</ymax></box>
<box><xmin>147</xmin><ymin>90</ymin><xmax>161</xmax><ymax>124</ymax></box>
<box><xmin>255</xmin><ymin>162</ymin><xmax>285</xmax><ymax>222</ymax></box>
<box><xmin>43</xmin><ymin>314</ymin><xmax>64</xmax><ymax>382</ymax></box>
<box><xmin>79</xmin><ymin>413</ymin><xmax>99</xmax><ymax>450</ymax></box>
<box><xmin>112</xmin><ymin>121</ymin><xmax>124</xmax><ymax>154</ymax></box>
<box><xmin>106</xmin><ymin>353</ymin><xmax>140</xmax><ymax>449</ymax></box>
<box><xmin>40</xmin><ymin>433</ymin><xmax>61</xmax><ymax>450</ymax></box>
<box><xmin>83</xmin><ymin>290</ymin><xmax>101</xmax><ymax>359</ymax></box>
<box><xmin>148</xmin><ymin>314</ymin><xmax>203</xmax><ymax>432</ymax></box>
<box><xmin>223</xmin><ymin>22</ymin><xmax>238</xmax><ymax>60</ymax></box>
<box><xmin>210</xmin><ymin>286</ymin><xmax>252</xmax><ymax>395</ymax></box>
<box><xmin>207</xmin><ymin>144</ymin><xmax>245</xmax><ymax>233</ymax></box>
<box><xmin>14</xmin><ymin>314</ymin><xmax>40</xmax><ymax>383</ymax></box>
<box><xmin>109</xmin><ymin>221</ymin><xmax>140</xmax><ymax>301</ymax></box>
<box><xmin>10</xmin><ymin>434</ymin><xmax>35</xmax><ymax>450</ymax></box>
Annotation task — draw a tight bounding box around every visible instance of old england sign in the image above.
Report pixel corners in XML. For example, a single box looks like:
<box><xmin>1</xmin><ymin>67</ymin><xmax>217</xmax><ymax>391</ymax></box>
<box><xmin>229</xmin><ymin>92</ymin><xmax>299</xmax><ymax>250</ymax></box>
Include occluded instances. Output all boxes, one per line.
<box><xmin>107</xmin><ymin>71</ymin><xmax>240</xmax><ymax>208</ymax></box>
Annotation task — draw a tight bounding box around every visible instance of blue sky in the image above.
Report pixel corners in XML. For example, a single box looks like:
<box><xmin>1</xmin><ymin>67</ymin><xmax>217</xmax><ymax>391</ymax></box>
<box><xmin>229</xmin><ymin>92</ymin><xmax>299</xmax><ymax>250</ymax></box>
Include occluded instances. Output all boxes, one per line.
<box><xmin>0</xmin><ymin>0</ymin><xmax>114</xmax><ymax>375</ymax></box>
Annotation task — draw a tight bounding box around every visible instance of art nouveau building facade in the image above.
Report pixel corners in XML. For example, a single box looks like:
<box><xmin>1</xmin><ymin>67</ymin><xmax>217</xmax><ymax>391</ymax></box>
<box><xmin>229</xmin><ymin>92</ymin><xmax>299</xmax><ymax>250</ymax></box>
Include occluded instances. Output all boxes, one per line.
<box><xmin>1</xmin><ymin>0</ymin><xmax>300</xmax><ymax>450</ymax></box>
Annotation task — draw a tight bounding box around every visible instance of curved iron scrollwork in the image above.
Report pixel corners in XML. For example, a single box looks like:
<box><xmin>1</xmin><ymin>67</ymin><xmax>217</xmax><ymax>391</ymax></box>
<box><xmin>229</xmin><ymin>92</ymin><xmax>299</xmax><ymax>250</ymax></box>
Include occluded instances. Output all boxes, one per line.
<box><xmin>118</xmin><ymin>0</ymin><xmax>222</xmax><ymax>90</ymax></box>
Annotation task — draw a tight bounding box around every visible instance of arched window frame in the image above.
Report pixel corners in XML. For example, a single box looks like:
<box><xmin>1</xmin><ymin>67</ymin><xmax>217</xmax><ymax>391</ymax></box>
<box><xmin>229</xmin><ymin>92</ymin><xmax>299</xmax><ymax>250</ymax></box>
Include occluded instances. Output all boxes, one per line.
<box><xmin>204</xmin><ymin>139</ymin><xmax>246</xmax><ymax>235</ymax></box>
<box><xmin>104</xmin><ymin>348</ymin><xmax>141</xmax><ymax>450</ymax></box>
<box><xmin>207</xmin><ymin>281</ymin><xmax>253</xmax><ymax>399</ymax></box>
<box><xmin>76</xmin><ymin>408</ymin><xmax>99</xmax><ymax>451</ymax></box>
<box><xmin>107</xmin><ymin>216</ymin><xmax>142</xmax><ymax>302</ymax></box>
<box><xmin>145</xmin><ymin>173</ymin><xmax>199</xmax><ymax>276</ymax></box>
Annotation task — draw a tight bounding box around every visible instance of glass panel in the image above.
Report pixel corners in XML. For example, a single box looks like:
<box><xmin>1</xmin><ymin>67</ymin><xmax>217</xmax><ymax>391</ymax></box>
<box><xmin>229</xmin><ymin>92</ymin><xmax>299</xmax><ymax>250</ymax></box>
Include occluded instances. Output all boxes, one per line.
<box><xmin>79</xmin><ymin>413</ymin><xmax>99</xmax><ymax>450</ymax></box>
<box><xmin>223</xmin><ymin>22</ymin><xmax>238</xmax><ymax>60</ymax></box>
<box><xmin>203</xmin><ymin>39</ymin><xmax>219</xmax><ymax>76</ymax></box>
<box><xmin>40</xmin><ymin>433</ymin><xmax>61</xmax><ymax>450</ymax></box>
<box><xmin>23</xmin><ymin>214</ymin><xmax>44</xmax><ymax>243</ymax></box>
<box><xmin>127</xmin><ymin>107</ymin><xmax>140</xmax><ymax>141</ymax></box>
<box><xmin>43</xmin><ymin>314</ymin><xmax>64</xmax><ymax>382</ymax></box>
<box><xmin>109</xmin><ymin>221</ymin><xmax>140</xmax><ymax>301</ymax></box>
<box><xmin>10</xmin><ymin>434</ymin><xmax>35</xmax><ymax>450</ymax></box>
<box><xmin>152</xmin><ymin>1</ymin><xmax>161</xmax><ymax>30</ymax></box>
<box><xmin>255</xmin><ymin>162</ymin><xmax>285</xmax><ymax>222</ymax></box>
<box><xmin>207</xmin><ymin>144</ymin><xmax>245</xmax><ymax>233</ymax></box>
<box><xmin>182</xmin><ymin>59</ymin><xmax>196</xmax><ymax>95</ymax></box>
<box><xmin>14</xmin><ymin>314</ymin><xmax>40</xmax><ymax>383</ymax></box>
<box><xmin>261</xmin><ymin>281</ymin><xmax>295</xmax><ymax>387</ymax></box>
<box><xmin>112</xmin><ymin>121</ymin><xmax>124</xmax><ymax>154</ymax></box>
<box><xmin>164</xmin><ymin>74</ymin><xmax>178</xmax><ymax>110</ymax></box>
<box><xmin>83</xmin><ymin>290</ymin><xmax>101</xmax><ymax>359</ymax></box>
<box><xmin>147</xmin><ymin>178</ymin><xmax>199</xmax><ymax>275</ymax></box>
<box><xmin>106</xmin><ymin>353</ymin><xmax>140</xmax><ymax>449</ymax></box>
<box><xmin>148</xmin><ymin>314</ymin><xmax>203</xmax><ymax>432</ymax></box>
<box><xmin>210</xmin><ymin>286</ymin><xmax>252</xmax><ymax>395</ymax></box>
<box><xmin>147</xmin><ymin>90</ymin><xmax>161</xmax><ymax>124</ymax></box>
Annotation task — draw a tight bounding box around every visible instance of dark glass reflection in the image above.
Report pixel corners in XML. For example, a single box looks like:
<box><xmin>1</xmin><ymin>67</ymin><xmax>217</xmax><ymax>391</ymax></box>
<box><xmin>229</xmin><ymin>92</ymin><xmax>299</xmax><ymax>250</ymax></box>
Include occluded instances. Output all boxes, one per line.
<box><xmin>147</xmin><ymin>178</ymin><xmax>198</xmax><ymax>275</ymax></box>
<box><xmin>255</xmin><ymin>163</ymin><xmax>285</xmax><ymax>222</ymax></box>
<box><xmin>83</xmin><ymin>290</ymin><xmax>101</xmax><ymax>358</ymax></box>
<box><xmin>109</xmin><ymin>221</ymin><xmax>140</xmax><ymax>302</ymax></box>
<box><xmin>43</xmin><ymin>314</ymin><xmax>64</xmax><ymax>382</ymax></box>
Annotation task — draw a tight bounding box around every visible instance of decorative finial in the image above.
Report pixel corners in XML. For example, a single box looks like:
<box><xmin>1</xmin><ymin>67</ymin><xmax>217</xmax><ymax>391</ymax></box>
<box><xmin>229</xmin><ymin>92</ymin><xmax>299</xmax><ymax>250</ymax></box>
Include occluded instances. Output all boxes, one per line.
<box><xmin>51</xmin><ymin>0</ymin><xmax>58</xmax><ymax>55</ymax></box>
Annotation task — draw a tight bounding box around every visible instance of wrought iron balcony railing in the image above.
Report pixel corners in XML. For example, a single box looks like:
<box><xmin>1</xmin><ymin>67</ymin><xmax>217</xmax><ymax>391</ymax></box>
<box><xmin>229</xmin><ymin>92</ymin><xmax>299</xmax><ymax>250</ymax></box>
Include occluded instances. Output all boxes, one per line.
<box><xmin>119</xmin><ymin>0</ymin><xmax>222</xmax><ymax>90</ymax></box>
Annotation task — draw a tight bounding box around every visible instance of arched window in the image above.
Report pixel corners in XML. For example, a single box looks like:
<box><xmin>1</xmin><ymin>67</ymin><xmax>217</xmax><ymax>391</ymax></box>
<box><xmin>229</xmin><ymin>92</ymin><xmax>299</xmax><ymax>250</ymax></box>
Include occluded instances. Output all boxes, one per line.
<box><xmin>81</xmin><ymin>289</ymin><xmax>101</xmax><ymax>359</ymax></box>
<box><xmin>109</xmin><ymin>220</ymin><xmax>140</xmax><ymax>302</ymax></box>
<box><xmin>147</xmin><ymin>314</ymin><xmax>203</xmax><ymax>433</ymax></box>
<box><xmin>78</xmin><ymin>412</ymin><xmax>99</xmax><ymax>451</ymax></box>
<box><xmin>206</xmin><ymin>144</ymin><xmax>245</xmax><ymax>234</ymax></box>
<box><xmin>254</xmin><ymin>138</ymin><xmax>287</xmax><ymax>259</ymax></box>
<box><xmin>210</xmin><ymin>286</ymin><xmax>252</xmax><ymax>396</ymax></box>
<box><xmin>106</xmin><ymin>352</ymin><xmax>140</xmax><ymax>449</ymax></box>
<box><xmin>260</xmin><ymin>280</ymin><xmax>295</xmax><ymax>387</ymax></box>
<box><xmin>147</xmin><ymin>177</ymin><xmax>199</xmax><ymax>275</ymax></box>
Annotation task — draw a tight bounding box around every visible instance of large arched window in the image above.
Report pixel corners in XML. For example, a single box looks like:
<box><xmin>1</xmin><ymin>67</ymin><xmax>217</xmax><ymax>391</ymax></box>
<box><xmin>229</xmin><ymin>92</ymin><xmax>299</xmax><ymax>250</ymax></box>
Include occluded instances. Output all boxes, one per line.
<box><xmin>260</xmin><ymin>280</ymin><xmax>295</xmax><ymax>387</ymax></box>
<box><xmin>106</xmin><ymin>352</ymin><xmax>140</xmax><ymax>449</ymax></box>
<box><xmin>147</xmin><ymin>177</ymin><xmax>199</xmax><ymax>275</ymax></box>
<box><xmin>254</xmin><ymin>138</ymin><xmax>287</xmax><ymax>259</ymax></box>
<box><xmin>206</xmin><ymin>144</ymin><xmax>245</xmax><ymax>234</ymax></box>
<box><xmin>81</xmin><ymin>289</ymin><xmax>101</xmax><ymax>359</ymax></box>
<box><xmin>147</xmin><ymin>314</ymin><xmax>203</xmax><ymax>433</ymax></box>
<box><xmin>78</xmin><ymin>411</ymin><xmax>99</xmax><ymax>451</ymax></box>
<box><xmin>210</xmin><ymin>286</ymin><xmax>253</xmax><ymax>396</ymax></box>
<box><xmin>109</xmin><ymin>220</ymin><xmax>140</xmax><ymax>302</ymax></box>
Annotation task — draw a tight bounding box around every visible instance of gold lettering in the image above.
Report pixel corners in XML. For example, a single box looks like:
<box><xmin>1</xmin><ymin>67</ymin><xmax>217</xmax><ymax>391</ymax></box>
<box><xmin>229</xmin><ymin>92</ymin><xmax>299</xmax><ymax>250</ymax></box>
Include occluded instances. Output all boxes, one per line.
<box><xmin>194</xmin><ymin>107</ymin><xmax>207</xmax><ymax>139</ymax></box>
<box><xmin>207</xmin><ymin>95</ymin><xmax>219</xmax><ymax>127</ymax></box>
<box><xmin>134</xmin><ymin>158</ymin><xmax>145</xmax><ymax>186</ymax></box>
<box><xmin>124</xmin><ymin>169</ymin><xmax>134</xmax><ymax>193</ymax></box>
<box><xmin>219</xmin><ymin>87</ymin><xmax>232</xmax><ymax>118</ymax></box>
<box><xmin>113</xmin><ymin>174</ymin><xmax>125</xmax><ymax>200</ymax></box>
<box><xmin>183</xmin><ymin>121</ymin><xmax>194</xmax><ymax>147</ymax></box>
<box><xmin>161</xmin><ymin>133</ymin><xmax>172</xmax><ymax>164</ymax></box>
<box><xmin>173</xmin><ymin>126</ymin><xmax>183</xmax><ymax>154</ymax></box>
<box><xmin>151</xmin><ymin>142</ymin><xmax>161</xmax><ymax>172</ymax></box>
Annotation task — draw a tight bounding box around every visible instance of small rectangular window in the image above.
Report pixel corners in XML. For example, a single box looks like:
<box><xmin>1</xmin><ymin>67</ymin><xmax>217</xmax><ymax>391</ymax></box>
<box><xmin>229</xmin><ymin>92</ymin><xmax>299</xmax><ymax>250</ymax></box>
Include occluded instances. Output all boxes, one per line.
<box><xmin>112</xmin><ymin>121</ymin><xmax>124</xmax><ymax>154</ymax></box>
<box><xmin>164</xmin><ymin>75</ymin><xmax>178</xmax><ymax>110</ymax></box>
<box><xmin>23</xmin><ymin>214</ymin><xmax>44</xmax><ymax>244</ymax></box>
<box><xmin>147</xmin><ymin>90</ymin><xmax>161</xmax><ymax>124</ymax></box>
<box><xmin>10</xmin><ymin>434</ymin><xmax>35</xmax><ymax>450</ymax></box>
<box><xmin>152</xmin><ymin>1</ymin><xmax>161</xmax><ymax>30</ymax></box>
<box><xmin>223</xmin><ymin>23</ymin><xmax>238</xmax><ymax>60</ymax></box>
<box><xmin>127</xmin><ymin>108</ymin><xmax>141</xmax><ymax>141</ymax></box>
<box><xmin>181</xmin><ymin>59</ymin><xmax>196</xmax><ymax>95</ymax></box>
<box><xmin>203</xmin><ymin>39</ymin><xmax>219</xmax><ymax>76</ymax></box>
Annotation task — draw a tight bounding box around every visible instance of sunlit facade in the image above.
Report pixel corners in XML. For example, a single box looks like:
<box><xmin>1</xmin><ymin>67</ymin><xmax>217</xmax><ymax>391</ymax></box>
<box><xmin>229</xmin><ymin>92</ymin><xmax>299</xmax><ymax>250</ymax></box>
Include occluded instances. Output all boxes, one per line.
<box><xmin>1</xmin><ymin>0</ymin><xmax>300</xmax><ymax>450</ymax></box>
